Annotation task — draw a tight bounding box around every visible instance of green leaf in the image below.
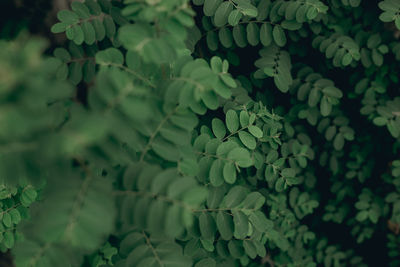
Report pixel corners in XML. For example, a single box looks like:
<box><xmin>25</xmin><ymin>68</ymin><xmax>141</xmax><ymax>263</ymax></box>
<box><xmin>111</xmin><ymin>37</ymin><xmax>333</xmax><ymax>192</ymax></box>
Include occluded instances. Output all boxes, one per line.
<box><xmin>104</xmin><ymin>16</ymin><xmax>116</xmax><ymax>38</ymax></box>
<box><xmin>199</xmin><ymin>212</ymin><xmax>217</xmax><ymax>241</ymax></box>
<box><xmin>165</xmin><ymin>205</ymin><xmax>184</xmax><ymax>237</ymax></box>
<box><xmin>306</xmin><ymin>7</ymin><xmax>318</xmax><ymax>20</ymax></box>
<box><xmin>281</xmin><ymin>168</ymin><xmax>295</xmax><ymax>178</ymax></box>
<box><xmin>341</xmin><ymin>53</ymin><xmax>352</xmax><ymax>66</ymax></box>
<box><xmin>322</xmin><ymin>86</ymin><xmax>343</xmax><ymax>98</ymax></box>
<box><xmin>228</xmin><ymin>148</ymin><xmax>253</xmax><ymax>167</ymax></box>
<box><xmin>212</xmin><ymin>118</ymin><xmax>226</xmax><ymax>139</ymax></box>
<box><xmin>379</xmin><ymin>12</ymin><xmax>395</xmax><ymax>22</ymax></box>
<box><xmin>238</xmin><ymin>131</ymin><xmax>257</xmax><ymax>149</ymax></box>
<box><xmin>260</xmin><ymin>23</ymin><xmax>272</xmax><ymax>46</ymax></box>
<box><xmin>236</xmin><ymin>0</ymin><xmax>258</xmax><ymax>17</ymax></box>
<box><xmin>57</xmin><ymin>10</ymin><xmax>79</xmax><ymax>23</ymax></box>
<box><xmin>195</xmin><ymin>258</ymin><xmax>217</xmax><ymax>267</ymax></box>
<box><xmin>216</xmin><ymin>211</ymin><xmax>234</xmax><ymax>240</ymax></box>
<box><xmin>51</xmin><ymin>22</ymin><xmax>67</xmax><ymax>33</ymax></box>
<box><xmin>239</xmin><ymin>192</ymin><xmax>265</xmax><ymax>210</ymax></box>
<box><xmin>210</xmin><ymin>56</ymin><xmax>223</xmax><ymax>72</ymax></box>
<box><xmin>206</xmin><ymin>31</ymin><xmax>219</xmax><ymax>51</ymax></box>
<box><xmin>220</xmin><ymin>73</ymin><xmax>236</xmax><ymax>87</ymax></box>
<box><xmin>228</xmin><ymin>240</ymin><xmax>244</xmax><ymax>258</ymax></box>
<box><xmin>372</xmin><ymin>49</ymin><xmax>383</xmax><ymax>66</ymax></box>
<box><xmin>69</xmin><ymin>61</ymin><xmax>82</xmax><ymax>85</ymax></box>
<box><xmin>356</xmin><ymin>210</ymin><xmax>368</xmax><ymax>221</ymax></box>
<box><xmin>54</xmin><ymin>48</ymin><xmax>71</xmax><ymax>62</ymax></box>
<box><xmin>246</xmin><ymin>23</ymin><xmax>259</xmax><ymax>46</ymax></box>
<box><xmin>226</xmin><ymin>110</ymin><xmax>239</xmax><ymax>133</ymax></box>
<box><xmin>275</xmin><ymin>177</ymin><xmax>285</xmax><ymax>192</ymax></box>
<box><xmin>233</xmin><ymin>210</ymin><xmax>248</xmax><ymax>239</ymax></box>
<box><xmin>3</xmin><ymin>213</ymin><xmax>12</xmax><ymax>228</ymax></box>
<box><xmin>272</xmin><ymin>25</ymin><xmax>286</xmax><ymax>47</ymax></box>
<box><xmin>248</xmin><ymin>125</ymin><xmax>263</xmax><ymax>138</ymax></box>
<box><xmin>20</xmin><ymin>188</ymin><xmax>37</xmax><ymax>207</ymax></box>
<box><xmin>249</xmin><ymin>211</ymin><xmax>273</xmax><ymax>232</ymax></box>
<box><xmin>210</xmin><ymin>159</ymin><xmax>225</xmax><ymax>186</ymax></box>
<box><xmin>232</xmin><ymin>25</ymin><xmax>247</xmax><ymax>48</ymax></box>
<box><xmin>93</xmin><ymin>19</ymin><xmax>106</xmax><ymax>41</ymax></box>
<box><xmin>308</xmin><ymin>87</ymin><xmax>321</xmax><ymax>107</ymax></box>
<box><xmin>228</xmin><ymin>9</ymin><xmax>243</xmax><ymax>26</ymax></box>
<box><xmin>367</xmin><ymin>34</ymin><xmax>381</xmax><ymax>49</ymax></box>
<box><xmin>240</xmin><ymin>111</ymin><xmax>249</xmax><ymax>127</ymax></box>
<box><xmin>373</xmin><ymin>116</ymin><xmax>388</xmax><ymax>126</ymax></box>
<box><xmin>223</xmin><ymin>186</ymin><xmax>249</xmax><ymax>208</ymax></box>
<box><xmin>223</xmin><ymin>162</ymin><xmax>237</xmax><ymax>184</ymax></box>
<box><xmin>9</xmin><ymin>209</ymin><xmax>21</xmax><ymax>225</ymax></box>
<box><xmin>82</xmin><ymin>21</ymin><xmax>96</xmax><ymax>45</ymax></box>
<box><xmin>219</xmin><ymin>27</ymin><xmax>234</xmax><ymax>48</ymax></box>
<box><xmin>71</xmin><ymin>1</ymin><xmax>91</xmax><ymax>19</ymax></box>
<box><xmin>333</xmin><ymin>133</ymin><xmax>345</xmax><ymax>150</ymax></box>
<box><xmin>3</xmin><ymin>232</ymin><xmax>14</xmax><ymax>249</ymax></box>
<box><xmin>214</xmin><ymin>2</ymin><xmax>233</xmax><ymax>27</ymax></box>
<box><xmin>396</xmin><ymin>17</ymin><xmax>400</xmax><ymax>30</ymax></box>
<box><xmin>204</xmin><ymin>0</ymin><xmax>223</xmax><ymax>16</ymax></box>
<box><xmin>320</xmin><ymin>96</ymin><xmax>332</xmax><ymax>116</ymax></box>
<box><xmin>243</xmin><ymin>240</ymin><xmax>257</xmax><ymax>259</ymax></box>
<box><xmin>72</xmin><ymin>25</ymin><xmax>84</xmax><ymax>45</ymax></box>
<box><xmin>96</xmin><ymin>48</ymin><xmax>124</xmax><ymax>65</ymax></box>
<box><xmin>86</xmin><ymin>0</ymin><xmax>102</xmax><ymax>15</ymax></box>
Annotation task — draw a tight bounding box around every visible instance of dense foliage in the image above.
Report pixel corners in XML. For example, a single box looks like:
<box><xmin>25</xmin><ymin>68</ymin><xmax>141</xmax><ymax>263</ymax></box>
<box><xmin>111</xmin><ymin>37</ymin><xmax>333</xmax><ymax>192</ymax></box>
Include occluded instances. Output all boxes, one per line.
<box><xmin>1</xmin><ymin>0</ymin><xmax>400</xmax><ymax>266</ymax></box>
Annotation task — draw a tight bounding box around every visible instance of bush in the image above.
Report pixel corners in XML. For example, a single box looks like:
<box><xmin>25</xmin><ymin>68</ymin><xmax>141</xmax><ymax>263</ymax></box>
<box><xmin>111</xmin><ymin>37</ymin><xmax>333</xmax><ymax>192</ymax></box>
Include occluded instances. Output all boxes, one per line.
<box><xmin>0</xmin><ymin>0</ymin><xmax>400</xmax><ymax>266</ymax></box>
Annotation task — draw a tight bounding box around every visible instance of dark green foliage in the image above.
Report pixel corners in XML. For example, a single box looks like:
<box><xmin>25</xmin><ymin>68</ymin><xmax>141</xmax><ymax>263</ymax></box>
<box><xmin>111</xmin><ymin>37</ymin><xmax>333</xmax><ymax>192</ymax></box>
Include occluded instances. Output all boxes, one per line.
<box><xmin>0</xmin><ymin>0</ymin><xmax>400</xmax><ymax>266</ymax></box>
